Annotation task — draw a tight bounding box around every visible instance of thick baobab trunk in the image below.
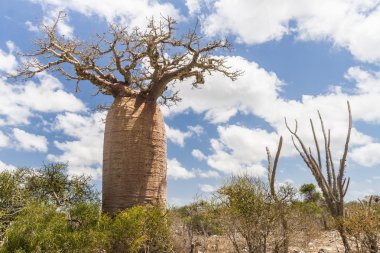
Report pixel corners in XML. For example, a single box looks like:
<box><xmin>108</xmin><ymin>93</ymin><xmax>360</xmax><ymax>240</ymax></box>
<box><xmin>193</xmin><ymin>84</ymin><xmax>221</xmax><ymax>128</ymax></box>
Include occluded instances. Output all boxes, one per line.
<box><xmin>102</xmin><ymin>96</ymin><xmax>167</xmax><ymax>215</ymax></box>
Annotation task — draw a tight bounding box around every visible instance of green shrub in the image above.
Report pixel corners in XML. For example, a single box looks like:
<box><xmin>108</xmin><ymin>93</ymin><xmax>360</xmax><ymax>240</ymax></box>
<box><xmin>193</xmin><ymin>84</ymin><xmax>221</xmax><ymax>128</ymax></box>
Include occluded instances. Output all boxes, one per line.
<box><xmin>1</xmin><ymin>202</ymin><xmax>109</xmax><ymax>253</ymax></box>
<box><xmin>111</xmin><ymin>205</ymin><xmax>173</xmax><ymax>252</ymax></box>
<box><xmin>216</xmin><ymin>175</ymin><xmax>275</xmax><ymax>253</ymax></box>
<box><xmin>1</xmin><ymin>203</ymin><xmax>173</xmax><ymax>253</ymax></box>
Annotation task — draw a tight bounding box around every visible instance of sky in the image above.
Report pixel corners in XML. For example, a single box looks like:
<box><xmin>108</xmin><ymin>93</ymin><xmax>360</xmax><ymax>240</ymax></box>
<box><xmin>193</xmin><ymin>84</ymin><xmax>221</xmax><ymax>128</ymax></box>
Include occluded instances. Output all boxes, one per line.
<box><xmin>1</xmin><ymin>0</ymin><xmax>380</xmax><ymax>206</ymax></box>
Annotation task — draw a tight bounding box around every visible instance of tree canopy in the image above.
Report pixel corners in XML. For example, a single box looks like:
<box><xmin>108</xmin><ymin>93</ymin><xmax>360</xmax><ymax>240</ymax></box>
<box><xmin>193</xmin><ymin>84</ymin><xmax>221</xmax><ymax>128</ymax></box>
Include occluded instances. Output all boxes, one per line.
<box><xmin>15</xmin><ymin>12</ymin><xmax>241</xmax><ymax>105</ymax></box>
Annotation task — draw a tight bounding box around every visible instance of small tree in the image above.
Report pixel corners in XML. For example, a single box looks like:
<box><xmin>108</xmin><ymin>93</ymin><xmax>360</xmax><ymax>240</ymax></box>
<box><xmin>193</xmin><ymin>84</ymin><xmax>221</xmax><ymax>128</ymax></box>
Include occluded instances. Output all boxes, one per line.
<box><xmin>285</xmin><ymin>101</ymin><xmax>352</xmax><ymax>252</ymax></box>
<box><xmin>217</xmin><ymin>176</ymin><xmax>274</xmax><ymax>253</ymax></box>
<box><xmin>299</xmin><ymin>183</ymin><xmax>322</xmax><ymax>203</ymax></box>
<box><xmin>0</xmin><ymin>163</ymin><xmax>97</xmax><ymax>241</ymax></box>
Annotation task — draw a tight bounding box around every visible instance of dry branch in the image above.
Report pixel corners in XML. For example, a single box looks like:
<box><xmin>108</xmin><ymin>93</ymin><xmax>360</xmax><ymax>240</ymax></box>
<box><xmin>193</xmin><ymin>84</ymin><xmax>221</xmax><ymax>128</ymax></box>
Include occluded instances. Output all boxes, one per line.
<box><xmin>14</xmin><ymin>12</ymin><xmax>242</xmax><ymax>105</ymax></box>
<box><xmin>285</xmin><ymin>101</ymin><xmax>353</xmax><ymax>252</ymax></box>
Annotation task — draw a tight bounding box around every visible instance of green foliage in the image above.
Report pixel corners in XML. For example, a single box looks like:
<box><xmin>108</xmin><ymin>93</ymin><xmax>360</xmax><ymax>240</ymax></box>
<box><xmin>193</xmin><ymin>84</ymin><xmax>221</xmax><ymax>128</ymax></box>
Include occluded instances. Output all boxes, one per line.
<box><xmin>25</xmin><ymin>163</ymin><xmax>99</xmax><ymax>205</ymax></box>
<box><xmin>1</xmin><ymin>202</ymin><xmax>108</xmax><ymax>253</ymax></box>
<box><xmin>173</xmin><ymin>200</ymin><xmax>222</xmax><ymax>236</ymax></box>
<box><xmin>217</xmin><ymin>175</ymin><xmax>274</xmax><ymax>253</ymax></box>
<box><xmin>0</xmin><ymin>163</ymin><xmax>98</xmax><ymax>241</ymax></box>
<box><xmin>299</xmin><ymin>183</ymin><xmax>322</xmax><ymax>203</ymax></box>
<box><xmin>0</xmin><ymin>163</ymin><xmax>173</xmax><ymax>252</ymax></box>
<box><xmin>1</xmin><ymin>202</ymin><xmax>173</xmax><ymax>252</ymax></box>
<box><xmin>111</xmin><ymin>205</ymin><xmax>173</xmax><ymax>252</ymax></box>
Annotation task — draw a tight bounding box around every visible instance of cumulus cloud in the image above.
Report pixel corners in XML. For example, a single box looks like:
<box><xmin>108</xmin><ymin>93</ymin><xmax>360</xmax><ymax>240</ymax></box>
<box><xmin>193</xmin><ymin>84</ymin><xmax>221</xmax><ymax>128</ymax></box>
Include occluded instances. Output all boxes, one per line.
<box><xmin>206</xmin><ymin>125</ymin><xmax>276</xmax><ymax>176</ymax></box>
<box><xmin>193</xmin><ymin>168</ymin><xmax>220</xmax><ymax>178</ymax></box>
<box><xmin>192</xmin><ymin>149</ymin><xmax>207</xmax><ymax>160</ymax></box>
<box><xmin>203</xmin><ymin>0</ymin><xmax>380</xmax><ymax>63</ymax></box>
<box><xmin>199</xmin><ymin>184</ymin><xmax>218</xmax><ymax>193</ymax></box>
<box><xmin>350</xmin><ymin>143</ymin><xmax>380</xmax><ymax>167</ymax></box>
<box><xmin>12</xmin><ymin>128</ymin><xmax>48</xmax><ymax>152</ymax></box>
<box><xmin>25</xmin><ymin>20</ymin><xmax>39</xmax><ymax>32</ymax></box>
<box><xmin>30</xmin><ymin>0</ymin><xmax>181</xmax><ymax>29</ymax></box>
<box><xmin>166</xmin><ymin>124</ymin><xmax>204</xmax><ymax>147</ymax></box>
<box><xmin>165</xmin><ymin>56</ymin><xmax>380</xmax><ymax>170</ymax></box>
<box><xmin>47</xmin><ymin>112</ymin><xmax>105</xmax><ymax>179</ymax></box>
<box><xmin>186</xmin><ymin>0</ymin><xmax>202</xmax><ymax>15</ymax></box>
<box><xmin>167</xmin><ymin>158</ymin><xmax>196</xmax><ymax>180</ymax></box>
<box><xmin>0</xmin><ymin>160</ymin><xmax>17</xmax><ymax>172</ymax></box>
<box><xmin>0</xmin><ymin>72</ymin><xmax>85</xmax><ymax>126</ymax></box>
<box><xmin>0</xmin><ymin>41</ymin><xmax>17</xmax><ymax>75</ymax></box>
<box><xmin>0</xmin><ymin>131</ymin><xmax>9</xmax><ymax>147</ymax></box>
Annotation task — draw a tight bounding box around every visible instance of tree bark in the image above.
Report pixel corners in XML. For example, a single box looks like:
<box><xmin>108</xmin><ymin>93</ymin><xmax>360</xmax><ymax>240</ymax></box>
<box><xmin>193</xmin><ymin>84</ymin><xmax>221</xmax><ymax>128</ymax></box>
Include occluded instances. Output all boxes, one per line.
<box><xmin>102</xmin><ymin>96</ymin><xmax>167</xmax><ymax>215</ymax></box>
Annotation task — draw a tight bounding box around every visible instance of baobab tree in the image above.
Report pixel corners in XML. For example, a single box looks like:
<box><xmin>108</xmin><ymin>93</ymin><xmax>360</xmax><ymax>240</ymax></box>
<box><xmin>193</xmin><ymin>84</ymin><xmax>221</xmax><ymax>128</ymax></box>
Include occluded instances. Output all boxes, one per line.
<box><xmin>15</xmin><ymin>13</ymin><xmax>240</xmax><ymax>215</ymax></box>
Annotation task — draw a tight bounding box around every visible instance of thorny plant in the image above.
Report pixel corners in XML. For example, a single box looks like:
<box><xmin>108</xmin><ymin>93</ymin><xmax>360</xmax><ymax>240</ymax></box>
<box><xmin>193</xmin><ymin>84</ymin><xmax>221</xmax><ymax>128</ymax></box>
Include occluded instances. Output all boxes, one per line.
<box><xmin>285</xmin><ymin>101</ymin><xmax>352</xmax><ymax>252</ymax></box>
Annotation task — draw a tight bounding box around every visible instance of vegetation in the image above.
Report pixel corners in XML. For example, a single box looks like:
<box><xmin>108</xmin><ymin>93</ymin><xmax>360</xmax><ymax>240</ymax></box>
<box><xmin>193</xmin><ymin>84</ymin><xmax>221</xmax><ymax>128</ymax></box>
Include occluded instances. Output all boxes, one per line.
<box><xmin>1</xmin><ymin>162</ymin><xmax>380</xmax><ymax>252</ymax></box>
<box><xmin>1</xmin><ymin>102</ymin><xmax>380</xmax><ymax>252</ymax></box>
<box><xmin>0</xmin><ymin>163</ymin><xmax>173</xmax><ymax>253</ymax></box>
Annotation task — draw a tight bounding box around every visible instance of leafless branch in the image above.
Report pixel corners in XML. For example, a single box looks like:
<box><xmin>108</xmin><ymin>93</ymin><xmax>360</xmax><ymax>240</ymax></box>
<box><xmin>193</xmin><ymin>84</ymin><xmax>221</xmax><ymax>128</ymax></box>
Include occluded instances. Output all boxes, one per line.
<box><xmin>15</xmin><ymin>13</ymin><xmax>241</xmax><ymax>105</ymax></box>
<box><xmin>285</xmin><ymin>101</ymin><xmax>353</xmax><ymax>252</ymax></box>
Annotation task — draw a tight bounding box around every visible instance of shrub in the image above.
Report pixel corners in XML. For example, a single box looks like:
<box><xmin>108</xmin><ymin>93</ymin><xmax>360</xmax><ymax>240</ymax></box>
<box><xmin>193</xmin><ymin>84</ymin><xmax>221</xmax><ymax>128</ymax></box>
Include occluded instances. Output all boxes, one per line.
<box><xmin>1</xmin><ymin>202</ymin><xmax>108</xmax><ymax>253</ymax></box>
<box><xmin>170</xmin><ymin>200</ymin><xmax>222</xmax><ymax>251</ymax></box>
<box><xmin>345</xmin><ymin>199</ymin><xmax>380</xmax><ymax>253</ymax></box>
<box><xmin>0</xmin><ymin>163</ymin><xmax>98</xmax><ymax>242</ymax></box>
<box><xmin>111</xmin><ymin>205</ymin><xmax>174</xmax><ymax>252</ymax></box>
<box><xmin>216</xmin><ymin>175</ymin><xmax>275</xmax><ymax>253</ymax></box>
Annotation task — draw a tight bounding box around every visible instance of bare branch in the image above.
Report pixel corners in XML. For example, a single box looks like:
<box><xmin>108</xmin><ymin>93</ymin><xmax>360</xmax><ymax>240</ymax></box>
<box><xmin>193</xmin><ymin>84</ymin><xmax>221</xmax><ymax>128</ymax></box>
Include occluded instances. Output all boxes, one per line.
<box><xmin>16</xmin><ymin>14</ymin><xmax>240</xmax><ymax>103</ymax></box>
<box><xmin>285</xmin><ymin>101</ymin><xmax>353</xmax><ymax>247</ymax></box>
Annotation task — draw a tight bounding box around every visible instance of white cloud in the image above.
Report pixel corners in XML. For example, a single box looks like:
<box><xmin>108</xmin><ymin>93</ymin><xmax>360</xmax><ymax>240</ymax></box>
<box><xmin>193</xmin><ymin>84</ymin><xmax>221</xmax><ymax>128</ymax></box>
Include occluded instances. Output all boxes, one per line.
<box><xmin>30</xmin><ymin>0</ymin><xmax>181</xmax><ymax>29</ymax></box>
<box><xmin>22</xmin><ymin>72</ymin><xmax>86</xmax><ymax>113</ymax></box>
<box><xmin>166</xmin><ymin>124</ymin><xmax>204</xmax><ymax>147</ymax></box>
<box><xmin>192</xmin><ymin>149</ymin><xmax>207</xmax><ymax>160</ymax></box>
<box><xmin>186</xmin><ymin>0</ymin><xmax>201</xmax><ymax>15</ymax></box>
<box><xmin>203</xmin><ymin>0</ymin><xmax>380</xmax><ymax>63</ymax></box>
<box><xmin>187</xmin><ymin>125</ymin><xmax>204</xmax><ymax>135</ymax></box>
<box><xmin>165</xmin><ymin>56</ymin><xmax>380</xmax><ymax>169</ymax></box>
<box><xmin>25</xmin><ymin>20</ymin><xmax>39</xmax><ymax>32</ymax></box>
<box><xmin>206</xmin><ymin>125</ymin><xmax>277</xmax><ymax>176</ymax></box>
<box><xmin>350</xmin><ymin>143</ymin><xmax>380</xmax><ymax>167</ymax></box>
<box><xmin>0</xmin><ymin>131</ymin><xmax>9</xmax><ymax>147</ymax></box>
<box><xmin>193</xmin><ymin>168</ymin><xmax>220</xmax><ymax>178</ymax></box>
<box><xmin>0</xmin><ymin>72</ymin><xmax>85</xmax><ymax>126</ymax></box>
<box><xmin>167</xmin><ymin>158</ymin><xmax>195</xmax><ymax>180</ymax></box>
<box><xmin>199</xmin><ymin>184</ymin><xmax>218</xmax><ymax>193</ymax></box>
<box><xmin>0</xmin><ymin>160</ymin><xmax>17</xmax><ymax>172</ymax></box>
<box><xmin>165</xmin><ymin>56</ymin><xmax>282</xmax><ymax>124</ymax></box>
<box><xmin>0</xmin><ymin>41</ymin><xmax>17</xmax><ymax>75</ymax></box>
<box><xmin>165</xmin><ymin>124</ymin><xmax>192</xmax><ymax>147</ymax></box>
<box><xmin>47</xmin><ymin>112</ymin><xmax>105</xmax><ymax>179</ymax></box>
<box><xmin>12</xmin><ymin>128</ymin><xmax>48</xmax><ymax>152</ymax></box>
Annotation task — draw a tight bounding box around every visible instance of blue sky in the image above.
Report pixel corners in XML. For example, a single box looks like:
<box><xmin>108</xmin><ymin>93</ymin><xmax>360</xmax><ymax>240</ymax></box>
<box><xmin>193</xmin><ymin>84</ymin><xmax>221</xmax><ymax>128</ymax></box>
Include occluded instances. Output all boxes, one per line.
<box><xmin>1</xmin><ymin>0</ymin><xmax>380</xmax><ymax>205</ymax></box>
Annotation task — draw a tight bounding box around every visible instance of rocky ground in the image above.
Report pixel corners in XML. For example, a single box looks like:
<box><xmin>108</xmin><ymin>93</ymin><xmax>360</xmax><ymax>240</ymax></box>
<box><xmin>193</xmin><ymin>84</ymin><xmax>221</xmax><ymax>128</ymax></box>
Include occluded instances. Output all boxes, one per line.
<box><xmin>179</xmin><ymin>231</ymin><xmax>347</xmax><ymax>253</ymax></box>
<box><xmin>290</xmin><ymin>231</ymin><xmax>345</xmax><ymax>253</ymax></box>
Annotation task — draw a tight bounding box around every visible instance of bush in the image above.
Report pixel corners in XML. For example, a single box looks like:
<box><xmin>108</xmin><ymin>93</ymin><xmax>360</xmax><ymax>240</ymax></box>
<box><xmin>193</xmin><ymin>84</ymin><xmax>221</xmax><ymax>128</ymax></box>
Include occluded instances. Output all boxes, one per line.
<box><xmin>216</xmin><ymin>175</ymin><xmax>275</xmax><ymax>253</ymax></box>
<box><xmin>0</xmin><ymin>163</ymin><xmax>173</xmax><ymax>253</ymax></box>
<box><xmin>1</xmin><ymin>203</ymin><xmax>174</xmax><ymax>253</ymax></box>
<box><xmin>345</xmin><ymin>200</ymin><xmax>380</xmax><ymax>253</ymax></box>
<box><xmin>170</xmin><ymin>200</ymin><xmax>222</xmax><ymax>251</ymax></box>
<box><xmin>111</xmin><ymin>205</ymin><xmax>173</xmax><ymax>252</ymax></box>
<box><xmin>0</xmin><ymin>163</ymin><xmax>98</xmax><ymax>242</ymax></box>
<box><xmin>1</xmin><ymin>202</ymin><xmax>108</xmax><ymax>253</ymax></box>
